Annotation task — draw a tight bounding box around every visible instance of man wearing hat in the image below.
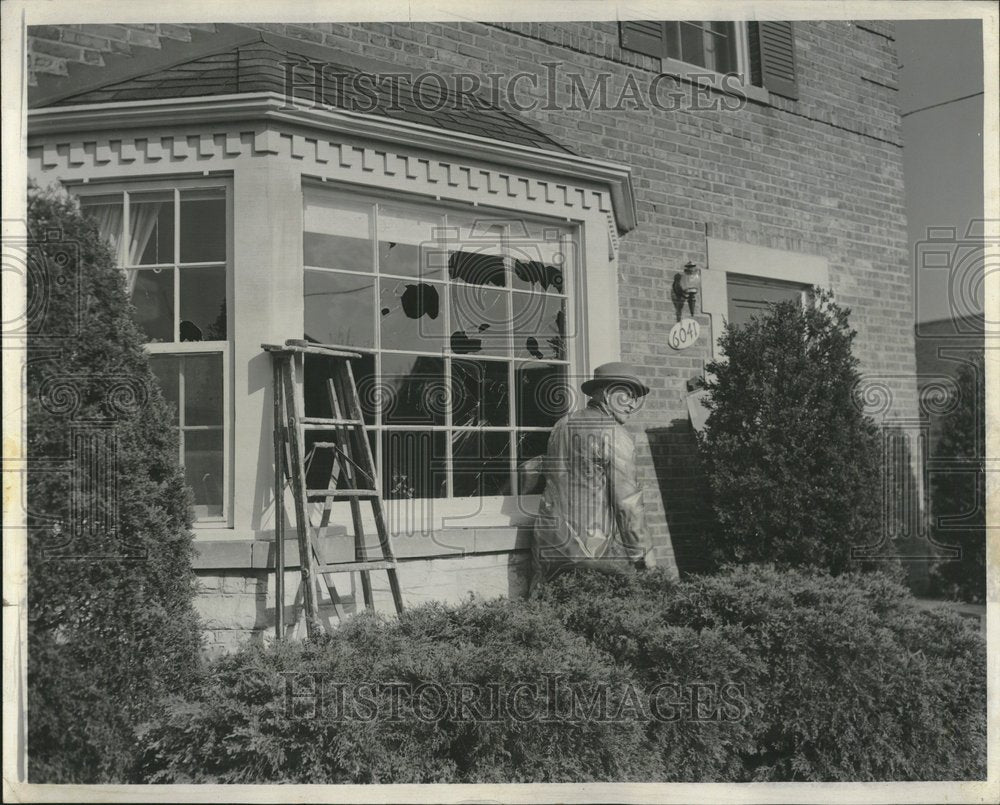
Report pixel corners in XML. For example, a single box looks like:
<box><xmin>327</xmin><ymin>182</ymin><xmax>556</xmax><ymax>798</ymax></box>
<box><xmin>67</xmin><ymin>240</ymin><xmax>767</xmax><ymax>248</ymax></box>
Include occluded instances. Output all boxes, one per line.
<box><xmin>531</xmin><ymin>361</ymin><xmax>666</xmax><ymax>588</ymax></box>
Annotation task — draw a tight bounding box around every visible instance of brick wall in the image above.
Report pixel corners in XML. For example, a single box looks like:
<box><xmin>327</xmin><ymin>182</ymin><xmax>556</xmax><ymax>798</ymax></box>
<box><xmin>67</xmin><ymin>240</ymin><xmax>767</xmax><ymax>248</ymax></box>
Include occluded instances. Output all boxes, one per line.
<box><xmin>27</xmin><ymin>20</ymin><xmax>916</xmax><ymax>568</ymax></box>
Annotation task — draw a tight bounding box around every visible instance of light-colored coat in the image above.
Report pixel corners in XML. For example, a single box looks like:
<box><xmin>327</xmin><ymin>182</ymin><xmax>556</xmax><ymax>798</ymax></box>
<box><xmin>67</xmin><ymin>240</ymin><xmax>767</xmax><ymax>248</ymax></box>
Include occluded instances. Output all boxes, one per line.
<box><xmin>531</xmin><ymin>399</ymin><xmax>652</xmax><ymax>585</ymax></box>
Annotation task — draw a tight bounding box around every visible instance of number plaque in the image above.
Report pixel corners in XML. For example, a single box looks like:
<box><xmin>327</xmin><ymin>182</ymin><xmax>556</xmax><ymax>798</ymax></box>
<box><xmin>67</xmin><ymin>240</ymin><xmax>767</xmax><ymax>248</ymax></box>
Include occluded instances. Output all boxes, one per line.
<box><xmin>668</xmin><ymin>317</ymin><xmax>700</xmax><ymax>350</ymax></box>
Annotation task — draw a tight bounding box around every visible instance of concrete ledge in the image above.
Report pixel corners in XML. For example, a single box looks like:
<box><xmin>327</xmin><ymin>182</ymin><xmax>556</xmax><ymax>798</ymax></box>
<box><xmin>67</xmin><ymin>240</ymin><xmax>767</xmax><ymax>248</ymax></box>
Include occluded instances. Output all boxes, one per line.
<box><xmin>192</xmin><ymin>526</ymin><xmax>531</xmax><ymax>570</ymax></box>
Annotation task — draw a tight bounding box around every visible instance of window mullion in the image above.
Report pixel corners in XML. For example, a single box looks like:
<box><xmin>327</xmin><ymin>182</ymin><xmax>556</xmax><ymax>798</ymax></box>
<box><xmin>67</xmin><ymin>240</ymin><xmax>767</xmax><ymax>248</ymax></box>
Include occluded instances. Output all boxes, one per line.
<box><xmin>122</xmin><ymin>190</ymin><xmax>131</xmax><ymax>272</ymax></box>
<box><xmin>173</xmin><ymin>188</ymin><xmax>181</xmax><ymax>343</ymax></box>
<box><xmin>442</xmin><ymin>216</ymin><xmax>453</xmax><ymax>498</ymax></box>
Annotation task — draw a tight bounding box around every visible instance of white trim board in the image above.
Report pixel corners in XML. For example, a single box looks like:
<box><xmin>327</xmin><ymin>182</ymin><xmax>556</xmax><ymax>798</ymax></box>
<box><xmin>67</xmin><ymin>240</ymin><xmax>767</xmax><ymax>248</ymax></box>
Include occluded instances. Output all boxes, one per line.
<box><xmin>702</xmin><ymin>237</ymin><xmax>830</xmax><ymax>361</ymax></box>
<box><xmin>27</xmin><ymin>92</ymin><xmax>638</xmax><ymax>235</ymax></box>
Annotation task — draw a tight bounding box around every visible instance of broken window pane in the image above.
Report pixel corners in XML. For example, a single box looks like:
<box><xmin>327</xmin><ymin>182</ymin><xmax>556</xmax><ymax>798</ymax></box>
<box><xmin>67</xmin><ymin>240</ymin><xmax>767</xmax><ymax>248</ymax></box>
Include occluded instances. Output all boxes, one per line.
<box><xmin>516</xmin><ymin>430</ymin><xmax>551</xmax><ymax>495</ymax></box>
<box><xmin>448</xmin><ymin>250</ymin><xmax>506</xmax><ymax>287</ymax></box>
<box><xmin>382</xmin><ymin>430</ymin><xmax>447</xmax><ymax>499</ymax></box>
<box><xmin>451</xmin><ymin>358</ymin><xmax>509</xmax><ymax>427</ymax></box>
<box><xmin>450</xmin><ymin>284</ymin><xmax>509</xmax><ymax>356</ymax></box>
<box><xmin>303</xmin><ymin>192</ymin><xmax>374</xmax><ymax>271</ymax></box>
<box><xmin>179</xmin><ymin>266</ymin><xmax>226</xmax><ymax>341</ymax></box>
<box><xmin>511</xmin><ymin>222</ymin><xmax>567</xmax><ymax>293</ymax></box>
<box><xmin>130</xmin><ymin>191</ymin><xmax>174</xmax><ymax>265</ymax></box>
<box><xmin>452</xmin><ymin>430</ymin><xmax>511</xmax><ymax>497</ymax></box>
<box><xmin>183</xmin><ymin>353</ymin><xmax>224</xmax><ymax>427</ymax></box>
<box><xmin>302</xmin><ymin>352</ymin><xmax>377</xmax><ymax>424</ymax></box>
<box><xmin>512</xmin><ymin>293</ymin><xmax>565</xmax><ymax>360</ymax></box>
<box><xmin>381</xmin><ymin>353</ymin><xmax>446</xmax><ymax>426</ymax></box>
<box><xmin>304</xmin><ymin>428</ymin><xmax>378</xmax><ymax>492</ymax></box>
<box><xmin>378</xmin><ymin>205</ymin><xmax>444</xmax><ymax>278</ymax></box>
<box><xmin>131</xmin><ymin>268</ymin><xmax>173</xmax><ymax>342</ymax></box>
<box><xmin>379</xmin><ymin>279</ymin><xmax>444</xmax><ymax>352</ymax></box>
<box><xmin>446</xmin><ymin>214</ymin><xmax>507</xmax><ymax>285</ymax></box>
<box><xmin>303</xmin><ymin>269</ymin><xmax>375</xmax><ymax>348</ymax></box>
<box><xmin>180</xmin><ymin>189</ymin><xmax>226</xmax><ymax>263</ymax></box>
<box><xmin>516</xmin><ymin>362</ymin><xmax>570</xmax><ymax>427</ymax></box>
<box><xmin>183</xmin><ymin>428</ymin><xmax>223</xmax><ymax>515</ymax></box>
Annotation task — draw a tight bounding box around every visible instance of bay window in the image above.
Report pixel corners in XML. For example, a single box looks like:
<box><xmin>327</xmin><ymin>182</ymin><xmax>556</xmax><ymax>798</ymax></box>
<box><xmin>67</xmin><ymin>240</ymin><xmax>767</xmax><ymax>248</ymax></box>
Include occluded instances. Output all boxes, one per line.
<box><xmin>78</xmin><ymin>180</ymin><xmax>231</xmax><ymax>523</ymax></box>
<box><xmin>301</xmin><ymin>185</ymin><xmax>574</xmax><ymax>506</ymax></box>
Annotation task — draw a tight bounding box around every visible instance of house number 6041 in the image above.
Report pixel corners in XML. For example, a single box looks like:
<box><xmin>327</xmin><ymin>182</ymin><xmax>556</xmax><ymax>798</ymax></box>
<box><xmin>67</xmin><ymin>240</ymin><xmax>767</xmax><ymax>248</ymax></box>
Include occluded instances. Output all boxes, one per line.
<box><xmin>668</xmin><ymin>318</ymin><xmax>700</xmax><ymax>350</ymax></box>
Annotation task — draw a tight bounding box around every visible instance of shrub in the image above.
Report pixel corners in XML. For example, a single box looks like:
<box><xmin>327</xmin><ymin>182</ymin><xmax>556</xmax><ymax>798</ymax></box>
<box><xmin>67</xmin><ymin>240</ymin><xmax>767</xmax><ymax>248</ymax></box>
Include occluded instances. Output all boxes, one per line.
<box><xmin>26</xmin><ymin>182</ymin><xmax>203</xmax><ymax>782</ymax></box>
<box><xmin>928</xmin><ymin>354</ymin><xmax>986</xmax><ymax>603</ymax></box>
<box><xmin>540</xmin><ymin>566</ymin><xmax>987</xmax><ymax>781</ymax></box>
<box><xmin>533</xmin><ymin>570</ymin><xmax>763</xmax><ymax>782</ymax></box>
<box><xmin>134</xmin><ymin>597</ymin><xmax>661</xmax><ymax>783</ymax></box>
<box><xmin>698</xmin><ymin>292</ymin><xmax>884</xmax><ymax>573</ymax></box>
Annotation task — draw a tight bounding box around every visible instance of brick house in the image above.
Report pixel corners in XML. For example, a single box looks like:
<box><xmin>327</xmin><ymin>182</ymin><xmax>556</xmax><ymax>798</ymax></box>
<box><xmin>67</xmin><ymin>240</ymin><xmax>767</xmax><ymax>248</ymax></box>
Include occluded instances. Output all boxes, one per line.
<box><xmin>26</xmin><ymin>20</ymin><xmax>917</xmax><ymax>652</ymax></box>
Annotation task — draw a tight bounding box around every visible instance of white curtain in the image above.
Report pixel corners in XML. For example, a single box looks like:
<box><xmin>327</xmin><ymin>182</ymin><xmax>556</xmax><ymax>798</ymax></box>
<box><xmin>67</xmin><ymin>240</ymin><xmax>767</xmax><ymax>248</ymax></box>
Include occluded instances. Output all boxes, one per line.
<box><xmin>88</xmin><ymin>202</ymin><xmax>125</xmax><ymax>269</ymax></box>
<box><xmin>86</xmin><ymin>200</ymin><xmax>163</xmax><ymax>294</ymax></box>
<box><xmin>126</xmin><ymin>203</ymin><xmax>164</xmax><ymax>294</ymax></box>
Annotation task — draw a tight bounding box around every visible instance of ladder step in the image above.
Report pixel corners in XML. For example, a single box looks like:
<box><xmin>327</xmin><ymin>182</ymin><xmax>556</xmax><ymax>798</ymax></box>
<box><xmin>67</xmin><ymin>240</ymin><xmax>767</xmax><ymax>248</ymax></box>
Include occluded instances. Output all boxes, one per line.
<box><xmin>263</xmin><ymin>340</ymin><xmax>363</xmax><ymax>360</ymax></box>
<box><xmin>317</xmin><ymin>559</ymin><xmax>397</xmax><ymax>574</ymax></box>
<box><xmin>301</xmin><ymin>417</ymin><xmax>365</xmax><ymax>427</ymax></box>
<box><xmin>306</xmin><ymin>488</ymin><xmax>378</xmax><ymax>499</ymax></box>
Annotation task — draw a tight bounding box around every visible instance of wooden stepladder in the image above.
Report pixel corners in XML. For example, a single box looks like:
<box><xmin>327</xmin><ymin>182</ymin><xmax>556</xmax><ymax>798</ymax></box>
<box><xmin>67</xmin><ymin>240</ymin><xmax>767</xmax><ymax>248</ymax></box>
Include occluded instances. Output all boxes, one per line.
<box><xmin>264</xmin><ymin>339</ymin><xmax>403</xmax><ymax>639</ymax></box>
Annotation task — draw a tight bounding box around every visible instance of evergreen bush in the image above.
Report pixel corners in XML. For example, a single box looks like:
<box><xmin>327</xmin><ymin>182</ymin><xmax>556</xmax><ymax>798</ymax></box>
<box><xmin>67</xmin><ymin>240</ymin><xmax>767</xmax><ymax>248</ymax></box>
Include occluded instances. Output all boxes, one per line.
<box><xmin>136</xmin><ymin>565</ymin><xmax>984</xmax><ymax>783</ymax></box>
<box><xmin>134</xmin><ymin>598</ymin><xmax>659</xmax><ymax>783</ymax></box>
<box><xmin>928</xmin><ymin>354</ymin><xmax>987</xmax><ymax>603</ymax></box>
<box><xmin>26</xmin><ymin>182</ymin><xmax>203</xmax><ymax>782</ymax></box>
<box><xmin>698</xmin><ymin>292</ymin><xmax>885</xmax><ymax>572</ymax></box>
<box><xmin>540</xmin><ymin>566</ymin><xmax>987</xmax><ymax>781</ymax></box>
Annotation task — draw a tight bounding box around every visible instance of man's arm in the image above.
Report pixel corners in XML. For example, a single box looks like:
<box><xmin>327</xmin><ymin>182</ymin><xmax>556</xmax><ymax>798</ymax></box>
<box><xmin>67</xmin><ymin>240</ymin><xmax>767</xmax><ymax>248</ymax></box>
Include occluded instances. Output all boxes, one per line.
<box><xmin>605</xmin><ymin>427</ymin><xmax>653</xmax><ymax>564</ymax></box>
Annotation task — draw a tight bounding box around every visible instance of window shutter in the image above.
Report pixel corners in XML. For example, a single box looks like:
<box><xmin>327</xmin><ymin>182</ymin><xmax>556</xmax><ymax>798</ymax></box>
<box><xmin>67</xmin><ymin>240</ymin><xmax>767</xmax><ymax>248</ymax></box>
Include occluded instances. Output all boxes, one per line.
<box><xmin>620</xmin><ymin>22</ymin><xmax>667</xmax><ymax>59</ymax></box>
<box><xmin>753</xmin><ymin>21</ymin><xmax>799</xmax><ymax>100</ymax></box>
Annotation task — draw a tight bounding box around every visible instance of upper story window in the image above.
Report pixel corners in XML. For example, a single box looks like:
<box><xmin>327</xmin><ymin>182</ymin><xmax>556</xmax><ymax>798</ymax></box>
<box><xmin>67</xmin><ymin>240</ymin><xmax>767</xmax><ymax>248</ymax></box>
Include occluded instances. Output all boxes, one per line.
<box><xmin>666</xmin><ymin>21</ymin><xmax>741</xmax><ymax>74</ymax></box>
<box><xmin>78</xmin><ymin>180</ymin><xmax>232</xmax><ymax>523</ymax></box>
<box><xmin>620</xmin><ymin>21</ymin><xmax>799</xmax><ymax>100</ymax></box>
<box><xmin>301</xmin><ymin>185</ymin><xmax>574</xmax><ymax>503</ymax></box>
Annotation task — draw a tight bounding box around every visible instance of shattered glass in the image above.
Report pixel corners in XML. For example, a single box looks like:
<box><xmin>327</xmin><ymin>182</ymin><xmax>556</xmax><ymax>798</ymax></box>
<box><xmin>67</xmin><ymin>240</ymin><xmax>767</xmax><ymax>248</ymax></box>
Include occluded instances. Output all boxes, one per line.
<box><xmin>379</xmin><ymin>279</ymin><xmax>444</xmax><ymax>351</ymax></box>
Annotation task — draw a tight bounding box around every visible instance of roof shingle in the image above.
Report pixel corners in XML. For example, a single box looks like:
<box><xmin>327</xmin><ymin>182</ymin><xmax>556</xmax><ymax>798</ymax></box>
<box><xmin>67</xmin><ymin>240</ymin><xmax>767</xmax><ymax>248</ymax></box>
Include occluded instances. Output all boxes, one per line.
<box><xmin>39</xmin><ymin>30</ymin><xmax>572</xmax><ymax>155</ymax></box>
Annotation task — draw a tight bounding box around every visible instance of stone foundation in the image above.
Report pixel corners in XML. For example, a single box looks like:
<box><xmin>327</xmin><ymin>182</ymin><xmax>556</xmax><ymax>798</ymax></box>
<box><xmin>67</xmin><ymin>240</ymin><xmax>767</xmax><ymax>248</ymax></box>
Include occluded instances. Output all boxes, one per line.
<box><xmin>194</xmin><ymin>527</ymin><xmax>533</xmax><ymax>656</ymax></box>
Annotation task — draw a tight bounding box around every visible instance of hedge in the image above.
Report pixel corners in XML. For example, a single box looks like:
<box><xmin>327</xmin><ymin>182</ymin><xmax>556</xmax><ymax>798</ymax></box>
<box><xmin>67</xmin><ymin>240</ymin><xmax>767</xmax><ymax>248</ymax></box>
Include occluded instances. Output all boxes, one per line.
<box><xmin>136</xmin><ymin>566</ymin><xmax>985</xmax><ymax>783</ymax></box>
<box><xmin>134</xmin><ymin>598</ymin><xmax>659</xmax><ymax>783</ymax></box>
<box><xmin>539</xmin><ymin>565</ymin><xmax>987</xmax><ymax>781</ymax></box>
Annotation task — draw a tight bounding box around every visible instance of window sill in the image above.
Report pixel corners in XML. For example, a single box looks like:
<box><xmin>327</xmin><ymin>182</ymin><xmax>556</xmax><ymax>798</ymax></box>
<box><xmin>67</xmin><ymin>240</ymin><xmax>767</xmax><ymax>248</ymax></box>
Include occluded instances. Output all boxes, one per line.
<box><xmin>657</xmin><ymin>57</ymin><xmax>772</xmax><ymax>106</ymax></box>
<box><xmin>191</xmin><ymin>526</ymin><xmax>531</xmax><ymax>570</ymax></box>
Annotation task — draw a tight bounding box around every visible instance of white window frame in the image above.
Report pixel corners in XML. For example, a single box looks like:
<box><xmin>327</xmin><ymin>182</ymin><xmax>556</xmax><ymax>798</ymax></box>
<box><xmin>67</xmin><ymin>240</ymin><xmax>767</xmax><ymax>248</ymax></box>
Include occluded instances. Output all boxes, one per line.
<box><xmin>702</xmin><ymin>238</ymin><xmax>830</xmax><ymax>363</ymax></box>
<box><xmin>300</xmin><ymin>180</ymin><xmax>582</xmax><ymax>531</ymax></box>
<box><xmin>73</xmin><ymin>176</ymin><xmax>234</xmax><ymax>527</ymax></box>
<box><xmin>622</xmin><ymin>21</ymin><xmax>769</xmax><ymax>103</ymax></box>
<box><xmin>724</xmin><ymin>272</ymin><xmax>812</xmax><ymax>329</ymax></box>
<box><xmin>660</xmin><ymin>21</ymin><xmax>751</xmax><ymax>80</ymax></box>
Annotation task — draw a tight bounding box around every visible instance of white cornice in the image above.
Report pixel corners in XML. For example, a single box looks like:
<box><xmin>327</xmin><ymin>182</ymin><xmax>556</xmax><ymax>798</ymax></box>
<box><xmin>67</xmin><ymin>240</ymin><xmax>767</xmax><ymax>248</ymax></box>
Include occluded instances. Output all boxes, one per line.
<box><xmin>28</xmin><ymin>92</ymin><xmax>637</xmax><ymax>234</ymax></box>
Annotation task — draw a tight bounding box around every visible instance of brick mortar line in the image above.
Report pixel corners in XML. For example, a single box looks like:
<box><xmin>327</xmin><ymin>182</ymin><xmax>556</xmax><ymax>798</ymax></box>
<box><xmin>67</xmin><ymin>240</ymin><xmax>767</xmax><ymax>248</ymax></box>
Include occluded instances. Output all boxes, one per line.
<box><xmin>479</xmin><ymin>21</ymin><xmax>903</xmax><ymax>149</ymax></box>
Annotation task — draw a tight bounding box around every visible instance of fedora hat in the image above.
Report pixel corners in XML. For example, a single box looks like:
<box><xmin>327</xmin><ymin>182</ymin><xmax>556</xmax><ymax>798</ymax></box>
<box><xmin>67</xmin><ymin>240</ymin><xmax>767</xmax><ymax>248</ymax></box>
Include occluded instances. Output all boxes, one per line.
<box><xmin>581</xmin><ymin>362</ymin><xmax>650</xmax><ymax>397</ymax></box>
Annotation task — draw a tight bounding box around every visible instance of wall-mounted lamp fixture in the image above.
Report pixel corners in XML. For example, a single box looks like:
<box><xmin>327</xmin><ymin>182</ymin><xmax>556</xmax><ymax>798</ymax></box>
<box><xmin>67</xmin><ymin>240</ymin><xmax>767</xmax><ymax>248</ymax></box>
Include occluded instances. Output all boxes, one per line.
<box><xmin>672</xmin><ymin>259</ymin><xmax>702</xmax><ymax>319</ymax></box>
